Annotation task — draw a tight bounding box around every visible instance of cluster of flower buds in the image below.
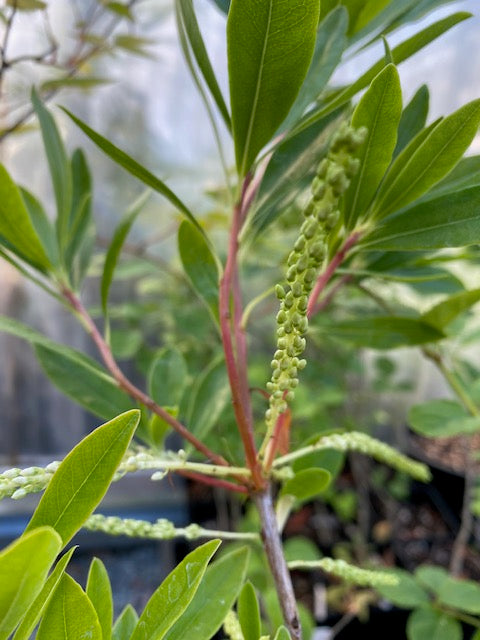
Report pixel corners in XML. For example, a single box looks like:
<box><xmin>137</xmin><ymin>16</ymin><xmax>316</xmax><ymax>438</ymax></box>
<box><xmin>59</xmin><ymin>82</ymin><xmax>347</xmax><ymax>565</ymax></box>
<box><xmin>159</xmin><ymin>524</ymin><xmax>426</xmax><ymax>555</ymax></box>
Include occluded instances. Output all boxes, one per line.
<box><xmin>0</xmin><ymin>461</ymin><xmax>60</xmax><ymax>500</ymax></box>
<box><xmin>85</xmin><ymin>514</ymin><xmax>207</xmax><ymax>541</ymax></box>
<box><xmin>288</xmin><ymin>558</ymin><xmax>398</xmax><ymax>587</ymax></box>
<box><xmin>265</xmin><ymin>122</ymin><xmax>368</xmax><ymax>431</ymax></box>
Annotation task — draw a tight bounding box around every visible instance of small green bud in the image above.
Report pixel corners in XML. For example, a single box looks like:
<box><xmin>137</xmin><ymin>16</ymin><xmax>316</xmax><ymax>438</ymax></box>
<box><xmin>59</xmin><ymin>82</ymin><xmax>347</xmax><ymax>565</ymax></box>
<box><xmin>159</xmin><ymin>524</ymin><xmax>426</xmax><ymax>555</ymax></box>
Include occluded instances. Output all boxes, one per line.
<box><xmin>271</xmin><ymin>359</ymin><xmax>279</xmax><ymax>369</ymax></box>
<box><xmin>277</xmin><ymin>326</ymin><xmax>285</xmax><ymax>337</ymax></box>
<box><xmin>291</xmin><ymin>281</ymin><xmax>303</xmax><ymax>297</ymax></box>
<box><xmin>298</xmin><ymin>359</ymin><xmax>307</xmax><ymax>369</ymax></box>
<box><xmin>290</xmin><ymin>378</ymin><xmax>299</xmax><ymax>388</ymax></box>
<box><xmin>266</xmin><ymin>382</ymin><xmax>275</xmax><ymax>391</ymax></box>
<box><xmin>289</xmin><ymin>367</ymin><xmax>298</xmax><ymax>378</ymax></box>
<box><xmin>302</xmin><ymin>219</ymin><xmax>318</xmax><ymax>239</ymax></box>
<box><xmin>272</xmin><ymin>368</ymin><xmax>281</xmax><ymax>380</ymax></box>
<box><xmin>274</xmin><ymin>349</ymin><xmax>284</xmax><ymax>359</ymax></box>
<box><xmin>286</xmin><ymin>266</ymin><xmax>296</xmax><ymax>282</ymax></box>
<box><xmin>298</xmin><ymin>317</ymin><xmax>309</xmax><ymax>334</ymax></box>
<box><xmin>297</xmin><ymin>296</ymin><xmax>308</xmax><ymax>312</ymax></box>
<box><xmin>311</xmin><ymin>176</ymin><xmax>326</xmax><ymax>200</ymax></box>
<box><xmin>287</xmin><ymin>252</ymin><xmax>297</xmax><ymax>266</ymax></box>
<box><xmin>304</xmin><ymin>201</ymin><xmax>316</xmax><ymax>217</ymax></box>
<box><xmin>286</xmin><ymin>345</ymin><xmax>296</xmax><ymax>357</ymax></box>
<box><xmin>278</xmin><ymin>338</ymin><xmax>287</xmax><ymax>349</ymax></box>
<box><xmin>275</xmin><ymin>284</ymin><xmax>286</xmax><ymax>299</ymax></box>
<box><xmin>284</xmin><ymin>321</ymin><xmax>293</xmax><ymax>334</ymax></box>
<box><xmin>265</xmin><ymin>409</ymin><xmax>272</xmax><ymax>421</ymax></box>
<box><xmin>316</xmin><ymin>158</ymin><xmax>328</xmax><ymax>178</ymax></box>
<box><xmin>276</xmin><ymin>310</ymin><xmax>287</xmax><ymax>324</ymax></box>
<box><xmin>304</xmin><ymin>268</ymin><xmax>316</xmax><ymax>284</ymax></box>
<box><xmin>291</xmin><ymin>312</ymin><xmax>303</xmax><ymax>328</ymax></box>
<box><xmin>294</xmin><ymin>236</ymin><xmax>306</xmax><ymax>252</ymax></box>
<box><xmin>273</xmin><ymin>390</ymin><xmax>283</xmax><ymax>399</ymax></box>
<box><xmin>296</xmin><ymin>254</ymin><xmax>309</xmax><ymax>274</ymax></box>
<box><xmin>284</xmin><ymin>292</ymin><xmax>294</xmax><ymax>308</ymax></box>
<box><xmin>285</xmin><ymin>391</ymin><xmax>295</xmax><ymax>402</ymax></box>
<box><xmin>309</xmin><ymin>242</ymin><xmax>325</xmax><ymax>262</ymax></box>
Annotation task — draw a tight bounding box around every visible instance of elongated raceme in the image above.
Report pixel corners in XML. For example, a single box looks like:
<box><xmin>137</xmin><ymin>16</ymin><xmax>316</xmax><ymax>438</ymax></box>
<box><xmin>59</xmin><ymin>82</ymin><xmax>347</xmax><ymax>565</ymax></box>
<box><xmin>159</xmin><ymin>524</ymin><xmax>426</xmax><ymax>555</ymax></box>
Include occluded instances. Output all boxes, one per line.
<box><xmin>264</xmin><ymin>123</ymin><xmax>367</xmax><ymax>436</ymax></box>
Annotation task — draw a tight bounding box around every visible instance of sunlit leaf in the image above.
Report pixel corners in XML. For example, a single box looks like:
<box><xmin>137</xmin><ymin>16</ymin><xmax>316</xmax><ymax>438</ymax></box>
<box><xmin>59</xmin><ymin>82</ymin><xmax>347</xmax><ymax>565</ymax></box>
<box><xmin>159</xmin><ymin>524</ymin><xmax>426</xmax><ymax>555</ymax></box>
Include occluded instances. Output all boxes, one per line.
<box><xmin>86</xmin><ymin>558</ymin><xmax>113</xmax><ymax>640</ymax></box>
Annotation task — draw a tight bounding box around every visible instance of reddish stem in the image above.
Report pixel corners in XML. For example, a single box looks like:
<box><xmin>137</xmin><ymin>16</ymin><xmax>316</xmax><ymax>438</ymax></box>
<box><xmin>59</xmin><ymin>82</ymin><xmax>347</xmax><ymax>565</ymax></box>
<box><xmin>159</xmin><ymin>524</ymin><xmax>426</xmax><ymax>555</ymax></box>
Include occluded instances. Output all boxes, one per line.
<box><xmin>177</xmin><ymin>470</ymin><xmax>248</xmax><ymax>494</ymax></box>
<box><xmin>264</xmin><ymin>407</ymin><xmax>291</xmax><ymax>471</ymax></box>
<box><xmin>307</xmin><ymin>231</ymin><xmax>361</xmax><ymax>319</ymax></box>
<box><xmin>62</xmin><ymin>288</ymin><xmax>228</xmax><ymax>467</ymax></box>
<box><xmin>219</xmin><ymin>181</ymin><xmax>264</xmax><ymax>489</ymax></box>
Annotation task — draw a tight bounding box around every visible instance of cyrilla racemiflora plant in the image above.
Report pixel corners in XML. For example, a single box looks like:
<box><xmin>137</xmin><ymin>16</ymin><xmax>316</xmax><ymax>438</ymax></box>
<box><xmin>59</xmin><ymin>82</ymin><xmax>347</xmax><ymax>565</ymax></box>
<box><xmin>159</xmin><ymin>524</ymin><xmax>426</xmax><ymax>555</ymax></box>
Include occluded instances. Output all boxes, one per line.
<box><xmin>1</xmin><ymin>1</ymin><xmax>480</xmax><ymax>638</ymax></box>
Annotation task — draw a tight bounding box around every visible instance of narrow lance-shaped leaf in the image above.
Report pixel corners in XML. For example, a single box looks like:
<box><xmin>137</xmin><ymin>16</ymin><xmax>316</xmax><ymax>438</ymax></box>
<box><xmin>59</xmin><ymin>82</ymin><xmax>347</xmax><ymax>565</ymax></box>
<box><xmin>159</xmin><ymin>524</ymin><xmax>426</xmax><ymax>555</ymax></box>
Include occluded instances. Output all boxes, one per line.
<box><xmin>163</xmin><ymin>546</ymin><xmax>250</xmax><ymax>640</ymax></box>
<box><xmin>409</xmin><ymin>400</ymin><xmax>480</xmax><ymax>438</ymax></box>
<box><xmin>101</xmin><ymin>190</ymin><xmax>150</xmax><ymax>317</ymax></box>
<box><xmin>419</xmin><ymin>155</ymin><xmax>480</xmax><ymax>201</ymax></box>
<box><xmin>0</xmin><ymin>164</ymin><xmax>51</xmax><ymax>271</ymax></box>
<box><xmin>422</xmin><ymin>288</ymin><xmax>480</xmax><ymax>330</ymax></box>
<box><xmin>13</xmin><ymin>547</ymin><xmax>77</xmax><ymax>640</ymax></box>
<box><xmin>238</xmin><ymin>581</ymin><xmax>261</xmax><ymax>640</ymax></box>
<box><xmin>281</xmin><ymin>7</ymin><xmax>348</xmax><ymax>132</ymax></box>
<box><xmin>0</xmin><ymin>527</ymin><xmax>62</xmax><ymax>640</ymax></box>
<box><xmin>291</xmin><ymin>12</ymin><xmax>471</xmax><ymax>138</ymax></box>
<box><xmin>31</xmin><ymin>89</ymin><xmax>72</xmax><ymax>251</ymax></box>
<box><xmin>61</xmin><ymin>107</ymin><xmax>207</xmax><ymax>238</ymax></box>
<box><xmin>176</xmin><ymin>0</ymin><xmax>231</xmax><ymax>131</ymax></box>
<box><xmin>227</xmin><ymin>0</ymin><xmax>320</xmax><ymax>175</ymax></box>
<box><xmin>25</xmin><ymin>410</ymin><xmax>140</xmax><ymax>546</ymax></box>
<box><xmin>131</xmin><ymin>539</ymin><xmax>221</xmax><ymax>640</ymax></box>
<box><xmin>148</xmin><ymin>346</ymin><xmax>188</xmax><ymax>408</ymax></box>
<box><xmin>394</xmin><ymin>85</ymin><xmax>429</xmax><ymax>158</ymax></box>
<box><xmin>344</xmin><ymin>64</ymin><xmax>402</xmax><ymax>229</ymax></box>
<box><xmin>362</xmin><ymin>186</ymin><xmax>480</xmax><ymax>252</ymax></box>
<box><xmin>178</xmin><ymin>219</ymin><xmax>221</xmax><ymax>324</ymax></box>
<box><xmin>113</xmin><ymin>605</ymin><xmax>139</xmax><ymax>640</ymax></box>
<box><xmin>37</xmin><ymin>574</ymin><xmax>102</xmax><ymax>640</ymax></box>
<box><xmin>274</xmin><ymin>627</ymin><xmax>292</xmax><ymax>640</ymax></box>
<box><xmin>87</xmin><ymin>558</ymin><xmax>113</xmax><ymax>640</ymax></box>
<box><xmin>372</xmin><ymin>99</ymin><xmax>480</xmax><ymax>219</ymax></box>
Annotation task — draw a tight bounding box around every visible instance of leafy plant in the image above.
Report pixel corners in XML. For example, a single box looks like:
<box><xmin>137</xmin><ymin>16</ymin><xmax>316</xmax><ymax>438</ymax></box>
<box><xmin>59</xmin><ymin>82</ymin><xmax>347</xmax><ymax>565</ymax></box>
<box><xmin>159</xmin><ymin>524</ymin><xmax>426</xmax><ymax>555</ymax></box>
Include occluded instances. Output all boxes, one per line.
<box><xmin>1</xmin><ymin>0</ymin><xmax>480</xmax><ymax>638</ymax></box>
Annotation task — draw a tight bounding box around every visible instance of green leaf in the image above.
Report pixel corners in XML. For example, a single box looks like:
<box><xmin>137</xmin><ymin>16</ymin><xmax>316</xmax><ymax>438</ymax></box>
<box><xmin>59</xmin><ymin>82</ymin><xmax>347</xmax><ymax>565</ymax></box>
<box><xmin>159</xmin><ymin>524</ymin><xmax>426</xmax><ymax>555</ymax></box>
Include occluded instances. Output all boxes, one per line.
<box><xmin>316</xmin><ymin>316</ymin><xmax>445</xmax><ymax>349</ymax></box>
<box><xmin>41</xmin><ymin>77</ymin><xmax>112</xmax><ymax>92</ymax></box>
<box><xmin>406</xmin><ymin>607</ymin><xmax>461</xmax><ymax>640</ymax></box>
<box><xmin>292</xmin><ymin>12</ymin><xmax>471</xmax><ymax>137</ymax></box>
<box><xmin>163</xmin><ymin>546</ymin><xmax>249</xmax><ymax>640</ymax></box>
<box><xmin>13</xmin><ymin>547</ymin><xmax>76</xmax><ymax>640</ymax></box>
<box><xmin>0</xmin><ymin>315</ymin><xmax>132</xmax><ymax>420</ymax></box>
<box><xmin>394</xmin><ymin>85</ymin><xmax>429</xmax><ymax>158</ymax></box>
<box><xmin>280</xmin><ymin>468</ymin><xmax>331</xmax><ymax>502</ymax></box>
<box><xmin>87</xmin><ymin>558</ymin><xmax>113</xmax><ymax>640</ymax></box>
<box><xmin>227</xmin><ymin>0</ymin><xmax>320</xmax><ymax>175</ymax></box>
<box><xmin>372</xmin><ymin>99</ymin><xmax>480</xmax><ymax>219</ymax></box>
<box><xmin>422</xmin><ymin>288</ymin><xmax>480</xmax><ymax>330</ymax></box>
<box><xmin>350</xmin><ymin>0</ymin><xmax>416</xmax><ymax>43</ymax></box>
<box><xmin>0</xmin><ymin>164</ymin><xmax>51</xmax><ymax>271</ymax></box>
<box><xmin>0</xmin><ymin>527</ymin><xmax>62</xmax><ymax>640</ymax></box>
<box><xmin>19</xmin><ymin>187</ymin><xmax>59</xmax><ymax>267</ymax></box>
<box><xmin>274</xmin><ymin>627</ymin><xmax>291</xmax><ymax>640</ymax></box>
<box><xmin>344</xmin><ymin>64</ymin><xmax>402</xmax><ymax>229</ymax></box>
<box><xmin>283</xmin><ymin>537</ymin><xmax>321</xmax><ymax>563</ymax></box>
<box><xmin>34</xmin><ymin>342</ymin><xmax>133</xmax><ymax>420</ymax></box>
<box><xmin>421</xmin><ymin>155</ymin><xmax>480</xmax><ymax>201</ymax></box>
<box><xmin>37</xmin><ymin>574</ymin><xmax>102</xmax><ymax>640</ymax></box>
<box><xmin>131</xmin><ymin>539</ymin><xmax>221</xmax><ymax>640</ymax></box>
<box><xmin>246</xmin><ymin>108</ymin><xmax>343</xmax><ymax>241</ymax></box>
<box><xmin>437</xmin><ymin>576</ymin><xmax>480</xmax><ymax>614</ymax></box>
<box><xmin>187</xmin><ymin>358</ymin><xmax>230</xmax><ymax>445</ymax></box>
<box><xmin>61</xmin><ymin>107</ymin><xmax>206</xmax><ymax>238</ymax></box>
<box><xmin>105</xmin><ymin>2</ymin><xmax>134</xmax><ymax>20</ymax></box>
<box><xmin>238</xmin><ymin>581</ymin><xmax>261</xmax><ymax>640</ymax></box>
<box><xmin>178</xmin><ymin>220</ymin><xmax>220</xmax><ymax>324</ymax></box>
<box><xmin>281</xmin><ymin>7</ymin><xmax>348</xmax><ymax>131</ymax></box>
<box><xmin>31</xmin><ymin>89</ymin><xmax>72</xmax><ymax>250</ymax></box>
<box><xmin>376</xmin><ymin>569</ymin><xmax>430</xmax><ymax>608</ymax></box>
<box><xmin>362</xmin><ymin>186</ymin><xmax>480</xmax><ymax>251</ymax></box>
<box><xmin>114</xmin><ymin>34</ymin><xmax>155</xmax><ymax>58</ymax></box>
<box><xmin>6</xmin><ymin>0</ymin><xmax>46</xmax><ymax>10</ymax></box>
<box><xmin>101</xmin><ymin>190</ymin><xmax>150</xmax><ymax>317</ymax></box>
<box><xmin>176</xmin><ymin>0</ymin><xmax>231</xmax><ymax>130</ymax></box>
<box><xmin>25</xmin><ymin>410</ymin><xmax>140</xmax><ymax>546</ymax></box>
<box><xmin>113</xmin><ymin>605</ymin><xmax>139</xmax><ymax>640</ymax></box>
<box><xmin>414</xmin><ymin>565</ymin><xmax>448</xmax><ymax>594</ymax></box>
<box><xmin>408</xmin><ymin>399</ymin><xmax>480</xmax><ymax>437</ymax></box>
<box><xmin>148</xmin><ymin>347</ymin><xmax>188</xmax><ymax>407</ymax></box>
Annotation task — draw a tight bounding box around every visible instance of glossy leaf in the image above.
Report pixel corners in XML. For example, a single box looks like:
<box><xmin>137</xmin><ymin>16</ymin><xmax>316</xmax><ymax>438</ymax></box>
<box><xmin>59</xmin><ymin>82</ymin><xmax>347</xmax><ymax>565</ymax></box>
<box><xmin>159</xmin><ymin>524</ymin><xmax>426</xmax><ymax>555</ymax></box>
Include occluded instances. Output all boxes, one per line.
<box><xmin>113</xmin><ymin>605</ymin><xmax>139</xmax><ymax>640</ymax></box>
<box><xmin>131</xmin><ymin>539</ymin><xmax>221</xmax><ymax>640</ymax></box>
<box><xmin>227</xmin><ymin>0</ymin><xmax>320</xmax><ymax>175</ymax></box>
<box><xmin>0</xmin><ymin>164</ymin><xmax>51</xmax><ymax>270</ymax></box>
<box><xmin>31</xmin><ymin>90</ymin><xmax>72</xmax><ymax>249</ymax></box>
<box><xmin>176</xmin><ymin>0</ymin><xmax>230</xmax><ymax>130</ymax></box>
<box><xmin>87</xmin><ymin>558</ymin><xmax>113</xmax><ymax>640</ymax></box>
<box><xmin>61</xmin><ymin>108</ymin><xmax>206</xmax><ymax>237</ymax></box>
<box><xmin>37</xmin><ymin>574</ymin><xmax>102</xmax><ymax>640</ymax></box>
<box><xmin>363</xmin><ymin>186</ymin><xmax>480</xmax><ymax>251</ymax></box>
<box><xmin>20</xmin><ymin>187</ymin><xmax>59</xmax><ymax>267</ymax></box>
<box><xmin>372</xmin><ymin>99</ymin><xmax>480</xmax><ymax>219</ymax></box>
<box><xmin>34</xmin><ymin>342</ymin><xmax>133</xmax><ymax>420</ymax></box>
<box><xmin>282</xmin><ymin>7</ymin><xmax>348</xmax><ymax>131</ymax></box>
<box><xmin>148</xmin><ymin>346</ymin><xmax>188</xmax><ymax>407</ymax></box>
<box><xmin>344</xmin><ymin>64</ymin><xmax>402</xmax><ymax>229</ymax></box>
<box><xmin>25</xmin><ymin>410</ymin><xmax>140</xmax><ymax>546</ymax></box>
<box><xmin>101</xmin><ymin>190</ymin><xmax>150</xmax><ymax>316</ymax></box>
<box><xmin>409</xmin><ymin>400</ymin><xmax>480</xmax><ymax>437</ymax></box>
<box><xmin>437</xmin><ymin>576</ymin><xmax>480</xmax><ymax>614</ymax></box>
<box><xmin>0</xmin><ymin>527</ymin><xmax>62</xmax><ymax>640</ymax></box>
<box><xmin>238</xmin><ymin>581</ymin><xmax>261</xmax><ymax>640</ymax></box>
<box><xmin>274</xmin><ymin>628</ymin><xmax>292</xmax><ymax>640</ymax></box>
<box><xmin>407</xmin><ymin>607</ymin><xmax>461</xmax><ymax>640</ymax></box>
<box><xmin>292</xmin><ymin>12</ymin><xmax>471</xmax><ymax>137</ymax></box>
<box><xmin>187</xmin><ymin>358</ymin><xmax>230</xmax><ymax>445</ymax></box>
<box><xmin>316</xmin><ymin>316</ymin><xmax>445</xmax><ymax>349</ymax></box>
<box><xmin>163</xmin><ymin>546</ymin><xmax>249</xmax><ymax>640</ymax></box>
<box><xmin>280</xmin><ymin>468</ymin><xmax>331</xmax><ymax>502</ymax></box>
<box><xmin>422</xmin><ymin>288</ymin><xmax>480</xmax><ymax>329</ymax></box>
<box><xmin>178</xmin><ymin>220</ymin><xmax>220</xmax><ymax>324</ymax></box>
<box><xmin>421</xmin><ymin>155</ymin><xmax>480</xmax><ymax>201</ymax></box>
<box><xmin>394</xmin><ymin>85</ymin><xmax>429</xmax><ymax>158</ymax></box>
<box><xmin>376</xmin><ymin>569</ymin><xmax>430</xmax><ymax>608</ymax></box>
<box><xmin>13</xmin><ymin>547</ymin><xmax>76</xmax><ymax>640</ymax></box>
<box><xmin>246</xmin><ymin>109</ymin><xmax>343</xmax><ymax>241</ymax></box>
